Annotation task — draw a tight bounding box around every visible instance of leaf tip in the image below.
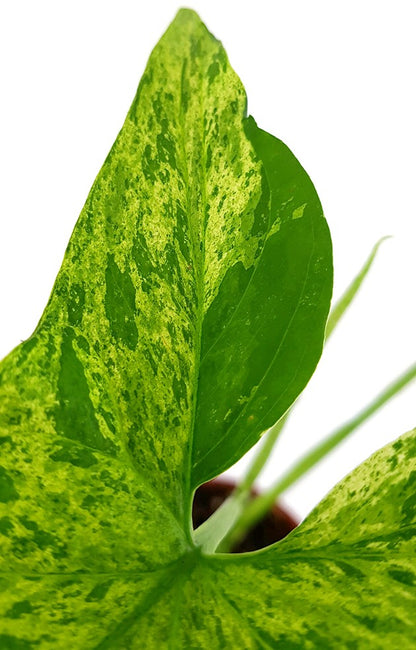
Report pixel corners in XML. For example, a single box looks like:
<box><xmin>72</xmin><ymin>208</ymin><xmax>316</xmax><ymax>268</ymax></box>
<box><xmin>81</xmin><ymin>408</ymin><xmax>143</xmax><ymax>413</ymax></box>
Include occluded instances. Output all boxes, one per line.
<box><xmin>173</xmin><ymin>7</ymin><xmax>203</xmax><ymax>25</ymax></box>
<box><xmin>375</xmin><ymin>234</ymin><xmax>393</xmax><ymax>248</ymax></box>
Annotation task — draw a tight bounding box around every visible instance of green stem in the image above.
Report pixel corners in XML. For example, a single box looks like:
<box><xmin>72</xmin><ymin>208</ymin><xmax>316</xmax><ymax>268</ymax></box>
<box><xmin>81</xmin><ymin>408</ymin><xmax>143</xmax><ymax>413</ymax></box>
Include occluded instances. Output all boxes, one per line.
<box><xmin>237</xmin><ymin>413</ymin><xmax>289</xmax><ymax>494</ymax></box>
<box><xmin>193</xmin><ymin>488</ymin><xmax>247</xmax><ymax>554</ymax></box>
<box><xmin>222</xmin><ymin>361</ymin><xmax>416</xmax><ymax>551</ymax></box>
<box><xmin>202</xmin><ymin>414</ymin><xmax>289</xmax><ymax>553</ymax></box>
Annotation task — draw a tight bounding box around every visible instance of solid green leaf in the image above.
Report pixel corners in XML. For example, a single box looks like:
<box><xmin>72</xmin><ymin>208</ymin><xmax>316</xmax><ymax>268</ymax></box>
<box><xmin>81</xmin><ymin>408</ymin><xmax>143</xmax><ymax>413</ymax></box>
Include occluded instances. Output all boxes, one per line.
<box><xmin>1</xmin><ymin>8</ymin><xmax>413</xmax><ymax>649</ymax></box>
<box><xmin>194</xmin><ymin>115</ymin><xmax>332</xmax><ymax>483</ymax></box>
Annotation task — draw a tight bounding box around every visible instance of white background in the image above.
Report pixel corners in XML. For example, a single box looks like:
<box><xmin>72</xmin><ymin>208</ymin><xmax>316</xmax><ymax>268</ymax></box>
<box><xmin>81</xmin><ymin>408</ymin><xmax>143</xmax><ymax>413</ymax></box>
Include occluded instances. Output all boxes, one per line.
<box><xmin>1</xmin><ymin>1</ymin><xmax>415</xmax><ymax>521</ymax></box>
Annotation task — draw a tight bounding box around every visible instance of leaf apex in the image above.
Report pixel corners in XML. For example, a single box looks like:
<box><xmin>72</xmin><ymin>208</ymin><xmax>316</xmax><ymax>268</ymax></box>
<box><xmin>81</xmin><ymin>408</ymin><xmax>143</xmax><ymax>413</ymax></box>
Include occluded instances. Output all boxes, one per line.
<box><xmin>173</xmin><ymin>7</ymin><xmax>203</xmax><ymax>25</ymax></box>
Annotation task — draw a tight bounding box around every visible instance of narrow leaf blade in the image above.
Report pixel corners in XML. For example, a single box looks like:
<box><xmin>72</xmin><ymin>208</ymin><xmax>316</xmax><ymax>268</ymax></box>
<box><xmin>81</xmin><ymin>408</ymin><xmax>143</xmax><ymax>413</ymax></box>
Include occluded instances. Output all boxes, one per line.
<box><xmin>326</xmin><ymin>236</ymin><xmax>389</xmax><ymax>340</ymax></box>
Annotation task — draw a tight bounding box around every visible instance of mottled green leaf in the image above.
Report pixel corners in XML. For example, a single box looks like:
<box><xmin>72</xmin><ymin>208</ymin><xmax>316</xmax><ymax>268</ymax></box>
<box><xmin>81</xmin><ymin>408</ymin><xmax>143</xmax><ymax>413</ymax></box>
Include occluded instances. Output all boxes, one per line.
<box><xmin>2</xmin><ymin>425</ymin><xmax>414</xmax><ymax>647</ymax></box>
<box><xmin>203</xmin><ymin>429</ymin><xmax>416</xmax><ymax>649</ymax></box>
<box><xmin>0</xmin><ymin>6</ymin><xmax>330</xmax><ymax>551</ymax></box>
<box><xmin>1</xmin><ymin>8</ymin><xmax>413</xmax><ymax>649</ymax></box>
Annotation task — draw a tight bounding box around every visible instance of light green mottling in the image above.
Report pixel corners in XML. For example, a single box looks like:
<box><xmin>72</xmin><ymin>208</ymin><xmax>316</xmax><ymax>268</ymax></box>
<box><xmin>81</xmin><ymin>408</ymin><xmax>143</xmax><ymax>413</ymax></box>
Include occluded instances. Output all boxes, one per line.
<box><xmin>0</xmin><ymin>565</ymin><xmax>187</xmax><ymax>649</ymax></box>
<box><xmin>1</xmin><ymin>429</ymin><xmax>414</xmax><ymax>647</ymax></box>
<box><xmin>0</xmin><ymin>6</ymin><xmax>331</xmax><ymax>548</ymax></box>
<box><xmin>1</xmin><ymin>8</ymin><xmax>411</xmax><ymax>650</ymax></box>
<box><xmin>207</xmin><ymin>429</ymin><xmax>416</xmax><ymax>649</ymax></box>
<box><xmin>292</xmin><ymin>202</ymin><xmax>306</xmax><ymax>219</ymax></box>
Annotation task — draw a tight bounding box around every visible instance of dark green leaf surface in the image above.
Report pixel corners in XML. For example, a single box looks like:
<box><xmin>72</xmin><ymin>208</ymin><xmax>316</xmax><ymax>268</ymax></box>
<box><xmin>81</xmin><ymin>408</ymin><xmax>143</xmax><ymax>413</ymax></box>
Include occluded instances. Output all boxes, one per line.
<box><xmin>193</xmin><ymin>117</ymin><xmax>332</xmax><ymax>482</ymax></box>
<box><xmin>1</xmin><ymin>8</ymin><xmax>413</xmax><ymax>649</ymax></box>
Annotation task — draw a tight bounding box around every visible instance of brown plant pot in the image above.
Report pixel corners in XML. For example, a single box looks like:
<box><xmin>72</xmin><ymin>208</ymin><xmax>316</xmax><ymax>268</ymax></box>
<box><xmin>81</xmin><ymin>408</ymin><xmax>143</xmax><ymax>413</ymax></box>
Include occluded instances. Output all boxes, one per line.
<box><xmin>192</xmin><ymin>478</ymin><xmax>298</xmax><ymax>553</ymax></box>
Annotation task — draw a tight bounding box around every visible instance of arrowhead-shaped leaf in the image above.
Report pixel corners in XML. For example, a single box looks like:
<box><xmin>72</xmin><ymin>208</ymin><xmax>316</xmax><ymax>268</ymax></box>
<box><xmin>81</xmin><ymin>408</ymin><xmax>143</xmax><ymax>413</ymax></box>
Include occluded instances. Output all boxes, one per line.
<box><xmin>1</xmin><ymin>9</ymin><xmax>414</xmax><ymax>649</ymax></box>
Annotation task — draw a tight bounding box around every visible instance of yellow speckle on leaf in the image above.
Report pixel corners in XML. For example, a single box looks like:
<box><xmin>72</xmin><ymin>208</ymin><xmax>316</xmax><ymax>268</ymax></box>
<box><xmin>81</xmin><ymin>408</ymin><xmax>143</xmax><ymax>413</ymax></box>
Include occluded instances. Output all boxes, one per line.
<box><xmin>292</xmin><ymin>203</ymin><xmax>307</xmax><ymax>220</ymax></box>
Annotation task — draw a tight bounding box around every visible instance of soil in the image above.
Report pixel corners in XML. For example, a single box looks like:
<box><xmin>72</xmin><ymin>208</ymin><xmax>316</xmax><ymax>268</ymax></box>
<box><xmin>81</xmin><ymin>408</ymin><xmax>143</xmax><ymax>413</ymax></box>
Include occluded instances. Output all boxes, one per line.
<box><xmin>192</xmin><ymin>478</ymin><xmax>298</xmax><ymax>553</ymax></box>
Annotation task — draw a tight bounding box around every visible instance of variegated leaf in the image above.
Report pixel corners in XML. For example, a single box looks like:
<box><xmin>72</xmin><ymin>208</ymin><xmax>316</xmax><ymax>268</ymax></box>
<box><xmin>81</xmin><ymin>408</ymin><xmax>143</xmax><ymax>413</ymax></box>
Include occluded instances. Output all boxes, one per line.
<box><xmin>3</xmin><ymin>9</ymin><xmax>412</xmax><ymax>650</ymax></box>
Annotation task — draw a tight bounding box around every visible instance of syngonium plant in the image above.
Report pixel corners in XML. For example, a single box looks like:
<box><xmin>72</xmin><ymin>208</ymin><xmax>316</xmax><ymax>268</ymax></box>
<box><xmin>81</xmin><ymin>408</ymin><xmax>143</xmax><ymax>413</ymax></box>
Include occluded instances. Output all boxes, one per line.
<box><xmin>0</xmin><ymin>9</ymin><xmax>415</xmax><ymax>648</ymax></box>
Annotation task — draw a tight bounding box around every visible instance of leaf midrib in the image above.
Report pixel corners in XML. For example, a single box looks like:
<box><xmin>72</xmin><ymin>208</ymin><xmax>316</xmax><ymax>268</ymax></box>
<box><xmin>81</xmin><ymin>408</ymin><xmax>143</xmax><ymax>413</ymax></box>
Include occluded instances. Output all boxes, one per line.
<box><xmin>182</xmin><ymin>53</ymin><xmax>208</xmax><ymax>517</ymax></box>
<box><xmin>92</xmin><ymin>551</ymin><xmax>199</xmax><ymax>649</ymax></box>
